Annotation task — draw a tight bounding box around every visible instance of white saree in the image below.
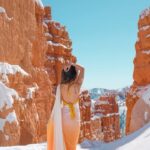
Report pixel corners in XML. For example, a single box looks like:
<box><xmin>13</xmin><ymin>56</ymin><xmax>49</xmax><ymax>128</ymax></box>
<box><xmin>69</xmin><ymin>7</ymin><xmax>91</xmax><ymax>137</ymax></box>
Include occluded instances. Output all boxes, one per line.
<box><xmin>47</xmin><ymin>84</ymin><xmax>66</xmax><ymax>150</ymax></box>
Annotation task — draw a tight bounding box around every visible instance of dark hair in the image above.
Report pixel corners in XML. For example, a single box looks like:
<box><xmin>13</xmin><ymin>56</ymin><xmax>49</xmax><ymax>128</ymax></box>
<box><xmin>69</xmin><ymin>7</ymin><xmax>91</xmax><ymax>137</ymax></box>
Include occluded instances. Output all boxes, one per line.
<box><xmin>61</xmin><ymin>65</ymin><xmax>77</xmax><ymax>84</ymax></box>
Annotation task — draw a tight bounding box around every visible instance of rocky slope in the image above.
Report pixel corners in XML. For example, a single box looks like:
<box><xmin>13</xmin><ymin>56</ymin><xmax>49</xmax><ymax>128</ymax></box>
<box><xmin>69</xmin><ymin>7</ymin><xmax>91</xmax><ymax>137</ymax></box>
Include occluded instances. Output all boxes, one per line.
<box><xmin>126</xmin><ymin>7</ymin><xmax>150</xmax><ymax>134</ymax></box>
<box><xmin>0</xmin><ymin>0</ymin><xmax>76</xmax><ymax>146</ymax></box>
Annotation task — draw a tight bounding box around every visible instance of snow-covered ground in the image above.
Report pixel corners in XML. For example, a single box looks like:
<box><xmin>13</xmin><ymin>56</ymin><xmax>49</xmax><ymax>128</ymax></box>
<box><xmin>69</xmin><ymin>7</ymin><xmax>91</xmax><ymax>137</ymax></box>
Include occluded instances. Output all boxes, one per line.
<box><xmin>0</xmin><ymin>143</ymin><xmax>46</xmax><ymax>150</ymax></box>
<box><xmin>78</xmin><ymin>122</ymin><xmax>150</xmax><ymax>150</ymax></box>
<box><xmin>1</xmin><ymin>122</ymin><xmax>150</xmax><ymax>150</ymax></box>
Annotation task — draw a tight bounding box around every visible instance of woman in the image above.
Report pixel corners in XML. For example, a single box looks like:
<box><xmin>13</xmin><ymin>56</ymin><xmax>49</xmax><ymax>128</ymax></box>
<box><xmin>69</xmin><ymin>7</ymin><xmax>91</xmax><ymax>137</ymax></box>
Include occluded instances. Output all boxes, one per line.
<box><xmin>47</xmin><ymin>61</ymin><xmax>84</xmax><ymax>150</ymax></box>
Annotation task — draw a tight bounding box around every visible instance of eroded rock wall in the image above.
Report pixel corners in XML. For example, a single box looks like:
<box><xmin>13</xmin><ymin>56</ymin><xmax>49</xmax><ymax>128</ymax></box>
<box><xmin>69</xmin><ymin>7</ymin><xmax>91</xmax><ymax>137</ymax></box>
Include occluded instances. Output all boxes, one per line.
<box><xmin>79</xmin><ymin>91</ymin><xmax>120</xmax><ymax>143</ymax></box>
<box><xmin>126</xmin><ymin>8</ymin><xmax>150</xmax><ymax>134</ymax></box>
<box><xmin>0</xmin><ymin>0</ymin><xmax>76</xmax><ymax>146</ymax></box>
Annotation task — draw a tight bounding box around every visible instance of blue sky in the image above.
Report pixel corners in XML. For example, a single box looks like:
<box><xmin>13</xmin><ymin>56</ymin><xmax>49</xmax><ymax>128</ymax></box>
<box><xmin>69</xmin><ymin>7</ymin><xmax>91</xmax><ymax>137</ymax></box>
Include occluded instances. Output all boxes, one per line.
<box><xmin>42</xmin><ymin>0</ymin><xmax>149</xmax><ymax>89</ymax></box>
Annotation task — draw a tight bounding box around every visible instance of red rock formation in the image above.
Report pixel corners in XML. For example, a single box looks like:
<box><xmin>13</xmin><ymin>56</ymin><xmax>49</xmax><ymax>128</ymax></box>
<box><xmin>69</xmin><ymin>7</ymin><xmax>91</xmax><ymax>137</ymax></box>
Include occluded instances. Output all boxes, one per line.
<box><xmin>79</xmin><ymin>91</ymin><xmax>120</xmax><ymax>143</ymax></box>
<box><xmin>134</xmin><ymin>8</ymin><xmax>150</xmax><ymax>85</ymax></box>
<box><xmin>95</xmin><ymin>95</ymin><xmax>120</xmax><ymax>142</ymax></box>
<box><xmin>0</xmin><ymin>0</ymin><xmax>76</xmax><ymax>146</ymax></box>
<box><xmin>126</xmin><ymin>8</ymin><xmax>150</xmax><ymax>134</ymax></box>
<box><xmin>43</xmin><ymin>6</ymin><xmax>76</xmax><ymax>85</ymax></box>
<box><xmin>79</xmin><ymin>90</ymin><xmax>103</xmax><ymax>142</ymax></box>
<box><xmin>79</xmin><ymin>90</ymin><xmax>92</xmax><ymax>142</ymax></box>
<box><xmin>90</xmin><ymin>116</ymin><xmax>103</xmax><ymax>141</ymax></box>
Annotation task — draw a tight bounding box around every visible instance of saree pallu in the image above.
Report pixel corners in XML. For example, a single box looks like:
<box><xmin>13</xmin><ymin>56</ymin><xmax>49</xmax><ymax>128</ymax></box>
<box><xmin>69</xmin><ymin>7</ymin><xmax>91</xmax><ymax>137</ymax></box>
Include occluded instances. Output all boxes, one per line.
<box><xmin>47</xmin><ymin>85</ymin><xmax>65</xmax><ymax>150</ymax></box>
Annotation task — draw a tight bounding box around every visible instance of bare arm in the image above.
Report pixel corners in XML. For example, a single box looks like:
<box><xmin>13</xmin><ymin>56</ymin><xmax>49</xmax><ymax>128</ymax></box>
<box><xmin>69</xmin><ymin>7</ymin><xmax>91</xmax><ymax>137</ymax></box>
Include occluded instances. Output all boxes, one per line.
<box><xmin>74</xmin><ymin>64</ymin><xmax>85</xmax><ymax>86</ymax></box>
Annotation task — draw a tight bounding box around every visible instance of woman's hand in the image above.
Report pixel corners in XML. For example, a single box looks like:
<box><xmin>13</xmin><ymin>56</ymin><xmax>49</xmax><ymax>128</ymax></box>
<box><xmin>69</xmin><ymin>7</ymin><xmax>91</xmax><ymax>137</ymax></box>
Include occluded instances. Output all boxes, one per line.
<box><xmin>73</xmin><ymin>64</ymin><xmax>85</xmax><ymax>86</ymax></box>
<box><xmin>62</xmin><ymin>60</ymin><xmax>71</xmax><ymax>71</ymax></box>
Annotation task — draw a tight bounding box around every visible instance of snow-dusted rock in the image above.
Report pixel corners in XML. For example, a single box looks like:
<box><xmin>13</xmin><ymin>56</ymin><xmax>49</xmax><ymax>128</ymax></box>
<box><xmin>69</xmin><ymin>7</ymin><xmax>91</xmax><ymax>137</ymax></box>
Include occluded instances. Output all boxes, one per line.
<box><xmin>0</xmin><ymin>0</ymin><xmax>77</xmax><ymax>146</ymax></box>
<box><xmin>126</xmin><ymin>7</ymin><xmax>150</xmax><ymax>135</ymax></box>
<box><xmin>0</xmin><ymin>7</ymin><xmax>5</xmax><ymax>13</ymax></box>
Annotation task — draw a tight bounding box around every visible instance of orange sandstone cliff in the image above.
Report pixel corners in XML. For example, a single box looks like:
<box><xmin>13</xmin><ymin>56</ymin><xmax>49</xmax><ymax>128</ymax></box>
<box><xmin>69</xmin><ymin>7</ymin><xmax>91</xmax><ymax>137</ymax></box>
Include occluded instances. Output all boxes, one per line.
<box><xmin>0</xmin><ymin>0</ymin><xmax>76</xmax><ymax>146</ymax></box>
<box><xmin>126</xmin><ymin>8</ymin><xmax>150</xmax><ymax>134</ymax></box>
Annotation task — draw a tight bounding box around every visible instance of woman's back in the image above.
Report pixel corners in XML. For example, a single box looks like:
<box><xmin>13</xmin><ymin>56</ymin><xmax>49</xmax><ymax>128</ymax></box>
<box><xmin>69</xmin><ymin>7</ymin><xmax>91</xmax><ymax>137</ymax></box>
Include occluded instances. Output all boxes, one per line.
<box><xmin>61</xmin><ymin>84</ymin><xmax>80</xmax><ymax>104</ymax></box>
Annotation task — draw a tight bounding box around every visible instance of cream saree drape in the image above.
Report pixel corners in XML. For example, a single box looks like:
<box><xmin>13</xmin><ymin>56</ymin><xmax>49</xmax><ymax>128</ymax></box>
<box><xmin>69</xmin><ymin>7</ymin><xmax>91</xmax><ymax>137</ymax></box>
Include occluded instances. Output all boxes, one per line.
<box><xmin>47</xmin><ymin>84</ymin><xmax>66</xmax><ymax>150</ymax></box>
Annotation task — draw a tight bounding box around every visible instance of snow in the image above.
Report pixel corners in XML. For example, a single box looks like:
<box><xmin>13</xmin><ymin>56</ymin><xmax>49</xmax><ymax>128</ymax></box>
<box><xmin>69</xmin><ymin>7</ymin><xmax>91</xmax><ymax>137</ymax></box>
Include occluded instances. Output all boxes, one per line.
<box><xmin>47</xmin><ymin>56</ymin><xmax>55</xmax><ymax>62</ymax></box>
<box><xmin>140</xmin><ymin>7</ymin><xmax>150</xmax><ymax>19</ymax></box>
<box><xmin>91</xmin><ymin>115</ymin><xmax>102</xmax><ymax>120</ymax></box>
<box><xmin>1</xmin><ymin>122</ymin><xmax>150</xmax><ymax>150</ymax></box>
<box><xmin>0</xmin><ymin>7</ymin><xmax>5</xmax><ymax>13</ymax></box>
<box><xmin>89</xmin><ymin>88</ymin><xmax>108</xmax><ymax>100</ymax></box>
<box><xmin>105</xmin><ymin>113</ymin><xmax>119</xmax><ymax>117</ymax></box>
<box><xmin>0</xmin><ymin>110</ymin><xmax>18</xmax><ymax>132</ymax></box>
<box><xmin>119</xmin><ymin>105</ymin><xmax>127</xmax><ymax>136</ymax></box>
<box><xmin>139</xmin><ymin>25</ymin><xmax>150</xmax><ymax>31</ymax></box>
<box><xmin>42</xmin><ymin>22</ymin><xmax>48</xmax><ymax>28</ymax></box>
<box><xmin>26</xmin><ymin>84</ymin><xmax>39</xmax><ymax>99</ymax></box>
<box><xmin>44</xmin><ymin>32</ymin><xmax>53</xmax><ymax>38</ymax></box>
<box><xmin>78</xmin><ymin>122</ymin><xmax>150</xmax><ymax>150</ymax></box>
<box><xmin>47</xmin><ymin>56</ymin><xmax>65</xmax><ymax>63</ymax></box>
<box><xmin>0</xmin><ymin>82</ymin><xmax>19</xmax><ymax>131</ymax></box>
<box><xmin>0</xmin><ymin>81</ymin><xmax>19</xmax><ymax>131</ymax></box>
<box><xmin>35</xmin><ymin>0</ymin><xmax>44</xmax><ymax>8</ymax></box>
<box><xmin>6</xmin><ymin>111</ymin><xmax>18</xmax><ymax>124</ymax></box>
<box><xmin>47</xmin><ymin>41</ymin><xmax>69</xmax><ymax>50</ymax></box>
<box><xmin>43</xmin><ymin>18</ymin><xmax>51</xmax><ymax>24</ymax></box>
<box><xmin>0</xmin><ymin>62</ymin><xmax>28</xmax><ymax>76</ymax></box>
<box><xmin>0</xmin><ymin>142</ymin><xmax>46</xmax><ymax>150</ymax></box>
<box><xmin>91</xmin><ymin>112</ymin><xmax>119</xmax><ymax>120</ymax></box>
<box><xmin>1</xmin><ymin>73</ymin><xmax>9</xmax><ymax>83</ymax></box>
<box><xmin>95</xmin><ymin>100</ymin><xmax>109</xmax><ymax>105</ymax></box>
<box><xmin>0</xmin><ymin>7</ymin><xmax>13</xmax><ymax>21</ymax></box>
<box><xmin>91</xmin><ymin>99</ymin><xmax>95</xmax><ymax>112</ymax></box>
<box><xmin>142</xmin><ymin>50</ymin><xmax>150</xmax><ymax>55</ymax></box>
<box><xmin>0</xmin><ymin>82</ymin><xmax>19</xmax><ymax>110</ymax></box>
<box><xmin>0</xmin><ymin>118</ymin><xmax>5</xmax><ymax>131</ymax></box>
<box><xmin>58</xmin><ymin>57</ymin><xmax>65</xmax><ymax>63</ymax></box>
<box><xmin>91</xmin><ymin>113</ymin><xmax>104</xmax><ymax>120</ymax></box>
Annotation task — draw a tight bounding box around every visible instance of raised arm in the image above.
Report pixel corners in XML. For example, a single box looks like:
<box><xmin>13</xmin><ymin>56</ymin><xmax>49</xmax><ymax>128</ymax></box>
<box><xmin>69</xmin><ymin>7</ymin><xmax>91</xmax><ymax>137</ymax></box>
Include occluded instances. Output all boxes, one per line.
<box><xmin>74</xmin><ymin>64</ymin><xmax>85</xmax><ymax>86</ymax></box>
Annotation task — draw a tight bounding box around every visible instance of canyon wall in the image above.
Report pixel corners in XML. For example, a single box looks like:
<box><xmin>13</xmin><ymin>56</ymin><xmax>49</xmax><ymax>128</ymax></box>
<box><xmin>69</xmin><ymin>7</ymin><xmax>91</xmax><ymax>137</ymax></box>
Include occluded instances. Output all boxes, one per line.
<box><xmin>0</xmin><ymin>0</ymin><xmax>76</xmax><ymax>146</ymax></box>
<box><xmin>126</xmin><ymin>8</ymin><xmax>150</xmax><ymax>134</ymax></box>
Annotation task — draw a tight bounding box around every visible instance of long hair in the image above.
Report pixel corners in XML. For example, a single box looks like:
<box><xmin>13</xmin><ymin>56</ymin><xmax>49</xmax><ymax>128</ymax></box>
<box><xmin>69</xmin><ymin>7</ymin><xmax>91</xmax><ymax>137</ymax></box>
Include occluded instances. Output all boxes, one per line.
<box><xmin>61</xmin><ymin>65</ymin><xmax>77</xmax><ymax>84</ymax></box>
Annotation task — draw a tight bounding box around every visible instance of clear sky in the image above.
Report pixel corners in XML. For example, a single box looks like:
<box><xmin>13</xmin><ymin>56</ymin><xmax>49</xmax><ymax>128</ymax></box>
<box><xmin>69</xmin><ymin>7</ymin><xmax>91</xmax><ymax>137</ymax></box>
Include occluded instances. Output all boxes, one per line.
<box><xmin>42</xmin><ymin>0</ymin><xmax>149</xmax><ymax>90</ymax></box>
